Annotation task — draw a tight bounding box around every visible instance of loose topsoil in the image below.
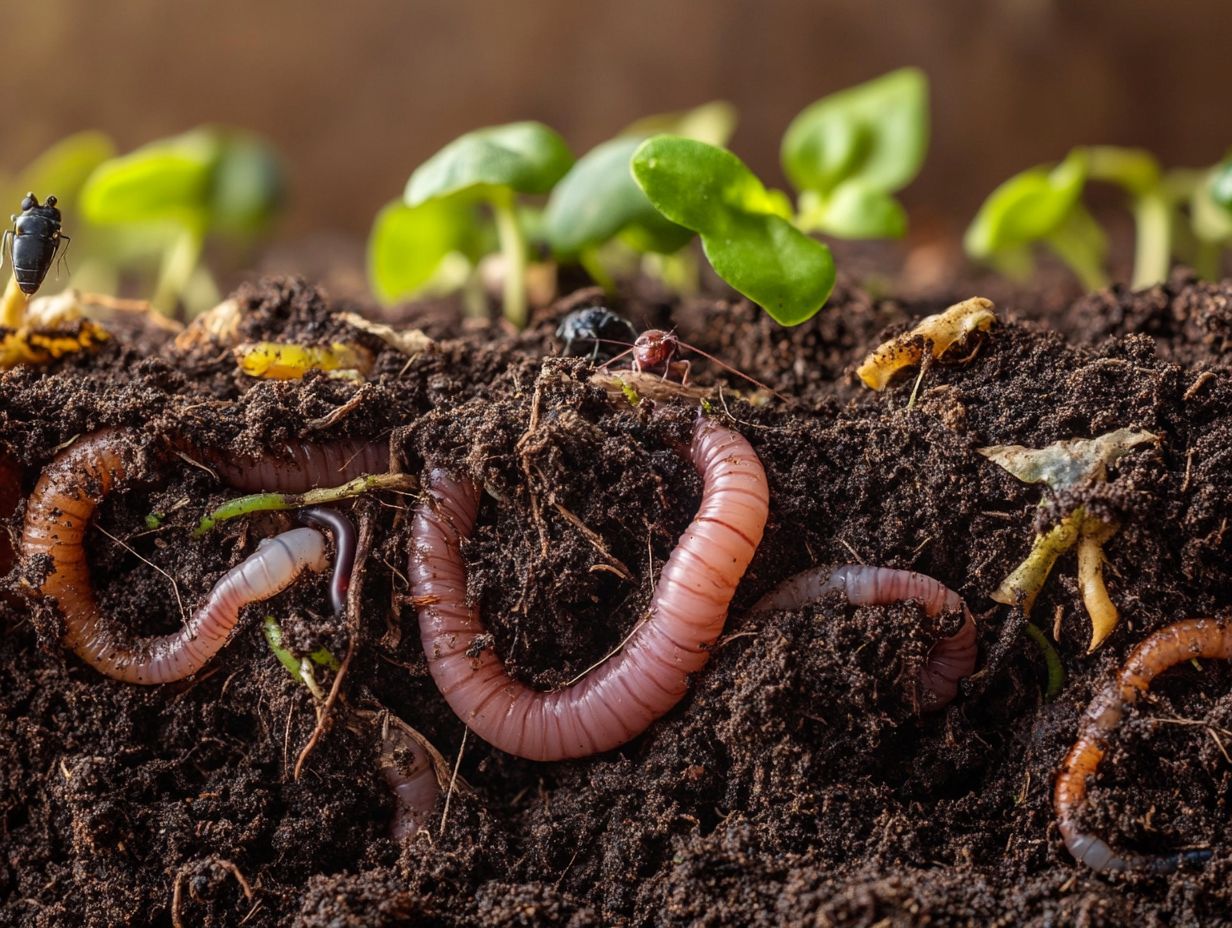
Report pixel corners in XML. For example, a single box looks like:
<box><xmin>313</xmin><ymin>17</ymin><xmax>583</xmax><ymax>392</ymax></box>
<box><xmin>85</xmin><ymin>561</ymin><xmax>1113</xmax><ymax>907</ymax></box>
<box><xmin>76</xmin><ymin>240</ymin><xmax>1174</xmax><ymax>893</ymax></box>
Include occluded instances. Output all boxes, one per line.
<box><xmin>2</xmin><ymin>270</ymin><xmax>1232</xmax><ymax>927</ymax></box>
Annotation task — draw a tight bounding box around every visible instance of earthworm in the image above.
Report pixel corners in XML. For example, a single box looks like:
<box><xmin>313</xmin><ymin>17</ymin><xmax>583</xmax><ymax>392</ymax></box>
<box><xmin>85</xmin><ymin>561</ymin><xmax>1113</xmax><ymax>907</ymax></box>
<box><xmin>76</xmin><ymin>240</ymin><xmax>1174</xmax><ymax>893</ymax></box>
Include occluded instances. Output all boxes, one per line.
<box><xmin>378</xmin><ymin>722</ymin><xmax>440</xmax><ymax>840</ymax></box>
<box><xmin>20</xmin><ymin>428</ymin><xmax>373</xmax><ymax>682</ymax></box>
<box><xmin>752</xmin><ymin>565</ymin><xmax>978</xmax><ymax>710</ymax></box>
<box><xmin>409</xmin><ymin>417</ymin><xmax>768</xmax><ymax>760</ymax></box>
<box><xmin>199</xmin><ymin>438</ymin><xmax>388</xmax><ymax>493</ymax></box>
<box><xmin>1054</xmin><ymin>617</ymin><xmax>1229</xmax><ymax>872</ymax></box>
<box><xmin>298</xmin><ymin>507</ymin><xmax>355</xmax><ymax>616</ymax></box>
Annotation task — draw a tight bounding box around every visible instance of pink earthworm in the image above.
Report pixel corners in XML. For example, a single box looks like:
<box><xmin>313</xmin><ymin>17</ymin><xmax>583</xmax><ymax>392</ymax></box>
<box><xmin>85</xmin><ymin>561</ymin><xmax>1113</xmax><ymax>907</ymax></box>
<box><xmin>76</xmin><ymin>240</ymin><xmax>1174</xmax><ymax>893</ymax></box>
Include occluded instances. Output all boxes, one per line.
<box><xmin>752</xmin><ymin>564</ymin><xmax>978</xmax><ymax>711</ymax></box>
<box><xmin>409</xmin><ymin>417</ymin><xmax>769</xmax><ymax>761</ymax></box>
<box><xmin>378</xmin><ymin>721</ymin><xmax>440</xmax><ymax>840</ymax></box>
<box><xmin>1054</xmin><ymin>618</ymin><xmax>1228</xmax><ymax>872</ymax></box>
<box><xmin>19</xmin><ymin>428</ymin><xmax>377</xmax><ymax>682</ymax></box>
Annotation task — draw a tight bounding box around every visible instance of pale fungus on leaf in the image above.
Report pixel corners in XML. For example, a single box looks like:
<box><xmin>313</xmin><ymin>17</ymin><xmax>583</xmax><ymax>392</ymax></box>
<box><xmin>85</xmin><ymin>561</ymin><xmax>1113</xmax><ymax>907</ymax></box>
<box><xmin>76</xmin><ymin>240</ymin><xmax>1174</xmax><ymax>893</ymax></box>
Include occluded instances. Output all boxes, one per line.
<box><xmin>981</xmin><ymin>429</ymin><xmax>1159</xmax><ymax>651</ymax></box>
<box><xmin>856</xmin><ymin>296</ymin><xmax>996</xmax><ymax>390</ymax></box>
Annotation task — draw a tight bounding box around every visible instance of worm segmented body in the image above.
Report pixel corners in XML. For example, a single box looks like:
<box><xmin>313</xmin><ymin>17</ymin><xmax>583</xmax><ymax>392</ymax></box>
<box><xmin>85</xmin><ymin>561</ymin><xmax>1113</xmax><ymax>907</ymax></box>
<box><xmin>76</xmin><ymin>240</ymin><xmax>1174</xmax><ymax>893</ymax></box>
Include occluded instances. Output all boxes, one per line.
<box><xmin>752</xmin><ymin>564</ymin><xmax>978</xmax><ymax>710</ymax></box>
<box><xmin>201</xmin><ymin>438</ymin><xmax>388</xmax><ymax>493</ymax></box>
<box><xmin>410</xmin><ymin>418</ymin><xmax>769</xmax><ymax>760</ymax></box>
<box><xmin>19</xmin><ymin>429</ymin><xmax>381</xmax><ymax>683</ymax></box>
<box><xmin>379</xmin><ymin>723</ymin><xmax>441</xmax><ymax>840</ymax></box>
<box><xmin>1055</xmin><ymin>617</ymin><xmax>1230</xmax><ymax>872</ymax></box>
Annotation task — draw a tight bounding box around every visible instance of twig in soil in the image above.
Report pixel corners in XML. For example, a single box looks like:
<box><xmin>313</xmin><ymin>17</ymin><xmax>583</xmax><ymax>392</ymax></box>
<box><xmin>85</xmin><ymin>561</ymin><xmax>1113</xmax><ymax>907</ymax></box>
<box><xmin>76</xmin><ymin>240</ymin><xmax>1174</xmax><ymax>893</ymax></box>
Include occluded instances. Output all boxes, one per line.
<box><xmin>544</xmin><ymin>485</ymin><xmax>632</xmax><ymax>580</ymax></box>
<box><xmin>439</xmin><ymin>727</ymin><xmax>469</xmax><ymax>837</ymax></box>
<box><xmin>293</xmin><ymin>510</ymin><xmax>371</xmax><ymax>780</ymax></box>
<box><xmin>838</xmin><ymin>538</ymin><xmax>866</xmax><ymax>564</ymax></box>
<box><xmin>1183</xmin><ymin>370</ymin><xmax>1216</xmax><ymax>401</ymax></box>
<box><xmin>305</xmin><ymin>384</ymin><xmax>372</xmax><ymax>430</ymax></box>
<box><xmin>93</xmin><ymin>524</ymin><xmax>188</xmax><ymax>629</ymax></box>
<box><xmin>1155</xmin><ymin>715</ymin><xmax>1232</xmax><ymax>764</ymax></box>
<box><xmin>516</xmin><ymin>366</ymin><xmax>551</xmax><ymax>559</ymax></box>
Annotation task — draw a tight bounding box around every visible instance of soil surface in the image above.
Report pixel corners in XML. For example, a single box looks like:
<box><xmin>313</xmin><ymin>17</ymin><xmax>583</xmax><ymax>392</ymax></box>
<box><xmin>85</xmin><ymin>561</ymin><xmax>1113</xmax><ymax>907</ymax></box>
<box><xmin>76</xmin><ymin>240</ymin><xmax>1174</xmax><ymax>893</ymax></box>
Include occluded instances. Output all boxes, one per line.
<box><xmin>2</xmin><ymin>269</ymin><xmax>1231</xmax><ymax>927</ymax></box>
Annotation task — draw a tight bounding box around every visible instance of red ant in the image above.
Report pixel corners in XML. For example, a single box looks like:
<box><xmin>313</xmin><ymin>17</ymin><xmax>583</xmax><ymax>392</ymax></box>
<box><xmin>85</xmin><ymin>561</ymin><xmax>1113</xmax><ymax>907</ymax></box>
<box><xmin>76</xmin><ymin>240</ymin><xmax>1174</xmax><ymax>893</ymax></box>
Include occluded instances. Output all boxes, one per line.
<box><xmin>597</xmin><ymin>329</ymin><xmax>782</xmax><ymax>398</ymax></box>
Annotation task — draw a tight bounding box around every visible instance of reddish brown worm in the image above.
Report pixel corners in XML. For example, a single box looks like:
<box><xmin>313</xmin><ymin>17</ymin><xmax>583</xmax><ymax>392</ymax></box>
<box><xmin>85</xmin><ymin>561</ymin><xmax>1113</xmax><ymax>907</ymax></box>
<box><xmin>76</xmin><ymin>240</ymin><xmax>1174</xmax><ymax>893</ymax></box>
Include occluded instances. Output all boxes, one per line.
<box><xmin>751</xmin><ymin>564</ymin><xmax>978</xmax><ymax>710</ymax></box>
<box><xmin>20</xmin><ymin>428</ymin><xmax>386</xmax><ymax>683</ymax></box>
<box><xmin>199</xmin><ymin>438</ymin><xmax>389</xmax><ymax>494</ymax></box>
<box><xmin>1054</xmin><ymin>617</ymin><xmax>1229</xmax><ymax>872</ymax></box>
<box><xmin>409</xmin><ymin>418</ymin><xmax>769</xmax><ymax>761</ymax></box>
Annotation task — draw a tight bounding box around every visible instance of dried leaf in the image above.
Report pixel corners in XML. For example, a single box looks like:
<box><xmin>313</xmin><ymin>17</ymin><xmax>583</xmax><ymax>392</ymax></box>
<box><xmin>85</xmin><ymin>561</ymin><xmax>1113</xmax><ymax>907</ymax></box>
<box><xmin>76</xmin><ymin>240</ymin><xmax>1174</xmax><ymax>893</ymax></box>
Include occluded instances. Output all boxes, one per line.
<box><xmin>979</xmin><ymin>428</ymin><xmax>1158</xmax><ymax>492</ymax></box>
<box><xmin>334</xmin><ymin>311</ymin><xmax>433</xmax><ymax>359</ymax></box>
<box><xmin>858</xmin><ymin>296</ymin><xmax>996</xmax><ymax>390</ymax></box>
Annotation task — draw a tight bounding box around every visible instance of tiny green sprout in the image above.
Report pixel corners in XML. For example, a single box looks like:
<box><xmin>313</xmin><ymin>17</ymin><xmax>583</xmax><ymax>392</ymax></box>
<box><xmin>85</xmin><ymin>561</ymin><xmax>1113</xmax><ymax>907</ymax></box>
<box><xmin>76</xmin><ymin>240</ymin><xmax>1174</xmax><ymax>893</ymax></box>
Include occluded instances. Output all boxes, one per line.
<box><xmin>631</xmin><ymin>136</ymin><xmax>835</xmax><ymax>325</ymax></box>
<box><xmin>543</xmin><ymin>102</ymin><xmax>736</xmax><ymax>286</ymax></box>
<box><xmin>781</xmin><ymin>68</ymin><xmax>929</xmax><ymax>239</ymax></box>
<box><xmin>262</xmin><ymin>616</ymin><xmax>340</xmax><ymax>691</ymax></box>
<box><xmin>81</xmin><ymin>127</ymin><xmax>284</xmax><ymax>315</ymax></box>
<box><xmin>400</xmin><ymin>121</ymin><xmax>574</xmax><ymax>328</ymax></box>
<box><xmin>144</xmin><ymin>511</ymin><xmax>165</xmax><ymax>530</ymax></box>
<box><xmin>1022</xmin><ymin>622</ymin><xmax>1065</xmax><ymax>699</ymax></box>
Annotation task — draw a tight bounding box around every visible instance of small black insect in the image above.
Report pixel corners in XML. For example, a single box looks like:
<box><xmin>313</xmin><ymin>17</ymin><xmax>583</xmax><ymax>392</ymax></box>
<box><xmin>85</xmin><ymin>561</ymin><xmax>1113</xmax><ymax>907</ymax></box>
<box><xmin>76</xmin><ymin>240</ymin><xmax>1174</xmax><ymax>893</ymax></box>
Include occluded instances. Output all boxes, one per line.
<box><xmin>555</xmin><ymin>305</ymin><xmax>638</xmax><ymax>361</ymax></box>
<box><xmin>3</xmin><ymin>193</ymin><xmax>69</xmax><ymax>295</ymax></box>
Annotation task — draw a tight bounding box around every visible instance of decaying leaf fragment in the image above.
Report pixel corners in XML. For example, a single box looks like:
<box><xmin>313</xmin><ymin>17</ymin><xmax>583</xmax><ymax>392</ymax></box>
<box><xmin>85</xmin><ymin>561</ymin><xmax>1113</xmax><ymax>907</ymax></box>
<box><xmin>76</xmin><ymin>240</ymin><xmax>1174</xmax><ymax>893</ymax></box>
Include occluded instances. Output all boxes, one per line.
<box><xmin>982</xmin><ymin>429</ymin><xmax>1159</xmax><ymax>651</ymax></box>
<box><xmin>174</xmin><ymin>298</ymin><xmax>241</xmax><ymax>350</ymax></box>
<box><xmin>333</xmin><ymin>311</ymin><xmax>433</xmax><ymax>360</ymax></box>
<box><xmin>0</xmin><ymin>287</ymin><xmax>112</xmax><ymax>369</ymax></box>
<box><xmin>857</xmin><ymin>296</ymin><xmax>996</xmax><ymax>390</ymax></box>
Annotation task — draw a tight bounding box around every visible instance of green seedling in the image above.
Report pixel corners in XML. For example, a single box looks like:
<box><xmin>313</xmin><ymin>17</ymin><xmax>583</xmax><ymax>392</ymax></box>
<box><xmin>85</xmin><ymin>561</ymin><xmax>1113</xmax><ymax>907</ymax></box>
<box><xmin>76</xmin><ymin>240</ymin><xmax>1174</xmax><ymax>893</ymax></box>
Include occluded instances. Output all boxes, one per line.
<box><xmin>981</xmin><ymin>428</ymin><xmax>1158</xmax><ymax>651</ymax></box>
<box><xmin>375</xmin><ymin>121</ymin><xmax>574</xmax><ymax>328</ymax></box>
<box><xmin>194</xmin><ymin>472</ymin><xmax>413</xmax><ymax>536</ymax></box>
<box><xmin>81</xmin><ymin>127</ymin><xmax>284</xmax><ymax>315</ymax></box>
<box><xmin>543</xmin><ymin>102</ymin><xmax>736</xmax><ymax>288</ymax></box>
<box><xmin>632</xmin><ymin>137</ymin><xmax>835</xmax><ymax>325</ymax></box>
<box><xmin>262</xmin><ymin>616</ymin><xmax>340</xmax><ymax>695</ymax></box>
<box><xmin>781</xmin><ymin>67</ymin><xmax>929</xmax><ymax>239</ymax></box>
<box><xmin>968</xmin><ymin>146</ymin><xmax>1232</xmax><ymax>290</ymax></box>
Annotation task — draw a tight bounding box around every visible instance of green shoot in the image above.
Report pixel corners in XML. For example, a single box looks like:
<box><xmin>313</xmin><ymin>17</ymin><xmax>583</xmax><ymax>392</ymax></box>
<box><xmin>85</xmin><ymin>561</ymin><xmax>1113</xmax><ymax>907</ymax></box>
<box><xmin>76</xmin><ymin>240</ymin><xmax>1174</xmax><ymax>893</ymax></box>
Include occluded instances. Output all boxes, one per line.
<box><xmin>964</xmin><ymin>150</ymin><xmax>1107</xmax><ymax>290</ymax></box>
<box><xmin>262</xmin><ymin>616</ymin><xmax>340</xmax><ymax>690</ymax></box>
<box><xmin>968</xmin><ymin>146</ymin><xmax>1232</xmax><ymax>291</ymax></box>
<box><xmin>631</xmin><ymin>137</ymin><xmax>835</xmax><ymax>325</ymax></box>
<box><xmin>781</xmin><ymin>68</ymin><xmax>928</xmax><ymax>239</ymax></box>
<box><xmin>400</xmin><ymin>121</ymin><xmax>574</xmax><ymax>327</ymax></box>
<box><xmin>81</xmin><ymin>127</ymin><xmax>284</xmax><ymax>315</ymax></box>
<box><xmin>194</xmin><ymin>472</ymin><xmax>413</xmax><ymax>536</ymax></box>
<box><xmin>1022</xmin><ymin>622</ymin><xmax>1065</xmax><ymax>699</ymax></box>
<box><xmin>543</xmin><ymin>102</ymin><xmax>736</xmax><ymax>280</ymax></box>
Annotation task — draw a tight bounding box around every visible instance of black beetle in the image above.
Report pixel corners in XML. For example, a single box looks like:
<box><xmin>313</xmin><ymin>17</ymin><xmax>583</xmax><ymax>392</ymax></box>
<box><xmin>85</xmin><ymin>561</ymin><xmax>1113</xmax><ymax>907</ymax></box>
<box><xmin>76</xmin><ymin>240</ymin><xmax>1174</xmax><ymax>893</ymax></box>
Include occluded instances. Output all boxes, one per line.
<box><xmin>555</xmin><ymin>305</ymin><xmax>638</xmax><ymax>361</ymax></box>
<box><xmin>4</xmin><ymin>193</ymin><xmax>69</xmax><ymax>295</ymax></box>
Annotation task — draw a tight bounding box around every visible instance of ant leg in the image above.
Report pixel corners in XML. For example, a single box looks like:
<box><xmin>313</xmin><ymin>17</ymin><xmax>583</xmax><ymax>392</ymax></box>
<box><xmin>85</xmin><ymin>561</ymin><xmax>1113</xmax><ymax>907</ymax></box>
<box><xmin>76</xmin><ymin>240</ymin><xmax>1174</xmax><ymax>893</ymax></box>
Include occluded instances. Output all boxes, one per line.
<box><xmin>0</xmin><ymin>231</ymin><xmax>9</xmax><ymax>272</ymax></box>
<box><xmin>679</xmin><ymin>359</ymin><xmax>691</xmax><ymax>386</ymax></box>
<box><xmin>56</xmin><ymin>235</ymin><xmax>72</xmax><ymax>277</ymax></box>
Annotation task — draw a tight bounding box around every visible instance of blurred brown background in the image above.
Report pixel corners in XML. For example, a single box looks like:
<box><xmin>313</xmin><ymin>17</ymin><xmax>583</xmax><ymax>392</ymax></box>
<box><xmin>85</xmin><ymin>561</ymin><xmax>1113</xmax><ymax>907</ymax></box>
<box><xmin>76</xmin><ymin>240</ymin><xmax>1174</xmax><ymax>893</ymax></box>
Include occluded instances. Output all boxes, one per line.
<box><xmin>2</xmin><ymin>0</ymin><xmax>1229</xmax><ymax>246</ymax></box>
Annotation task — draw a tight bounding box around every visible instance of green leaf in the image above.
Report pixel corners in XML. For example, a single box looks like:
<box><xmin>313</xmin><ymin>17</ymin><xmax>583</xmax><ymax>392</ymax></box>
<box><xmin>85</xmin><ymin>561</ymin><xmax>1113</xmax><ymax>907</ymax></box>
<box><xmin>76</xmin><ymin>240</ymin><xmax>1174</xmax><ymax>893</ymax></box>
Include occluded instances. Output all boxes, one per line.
<box><xmin>82</xmin><ymin>130</ymin><xmax>217</xmax><ymax>226</ymax></box>
<box><xmin>367</xmin><ymin>197</ymin><xmax>476</xmax><ymax>305</ymax></box>
<box><xmin>781</xmin><ymin>68</ymin><xmax>929</xmax><ymax>198</ymax></box>
<box><xmin>632</xmin><ymin>136</ymin><xmax>835</xmax><ymax>325</ymax></box>
<box><xmin>964</xmin><ymin>150</ymin><xmax>1088</xmax><ymax>258</ymax></box>
<box><xmin>1193</xmin><ymin>164</ymin><xmax>1232</xmax><ymax>243</ymax></box>
<box><xmin>209</xmin><ymin>133</ymin><xmax>285</xmax><ymax>235</ymax></box>
<box><xmin>543</xmin><ymin>136</ymin><xmax>692</xmax><ymax>256</ymax></box>
<box><xmin>798</xmin><ymin>181</ymin><xmax>907</xmax><ymax>238</ymax></box>
<box><xmin>405</xmin><ymin>121</ymin><xmax>573</xmax><ymax>206</ymax></box>
<box><xmin>81</xmin><ymin>128</ymin><xmax>283</xmax><ymax>234</ymax></box>
<box><xmin>18</xmin><ymin>131</ymin><xmax>115</xmax><ymax>206</ymax></box>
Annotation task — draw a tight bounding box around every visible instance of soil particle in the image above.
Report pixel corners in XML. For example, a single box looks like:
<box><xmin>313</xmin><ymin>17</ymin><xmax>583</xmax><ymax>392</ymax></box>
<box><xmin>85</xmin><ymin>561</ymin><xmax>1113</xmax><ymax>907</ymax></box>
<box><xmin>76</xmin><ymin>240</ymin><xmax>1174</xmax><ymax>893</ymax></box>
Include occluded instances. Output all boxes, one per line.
<box><xmin>3</xmin><ymin>274</ymin><xmax>1232</xmax><ymax>926</ymax></box>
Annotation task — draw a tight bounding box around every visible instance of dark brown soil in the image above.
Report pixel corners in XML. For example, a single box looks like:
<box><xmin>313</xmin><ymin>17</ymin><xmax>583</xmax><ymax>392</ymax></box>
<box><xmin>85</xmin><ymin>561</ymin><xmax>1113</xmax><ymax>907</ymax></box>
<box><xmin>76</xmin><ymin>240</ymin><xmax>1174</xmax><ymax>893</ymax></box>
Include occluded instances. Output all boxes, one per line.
<box><xmin>2</xmin><ymin>269</ymin><xmax>1232</xmax><ymax>927</ymax></box>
